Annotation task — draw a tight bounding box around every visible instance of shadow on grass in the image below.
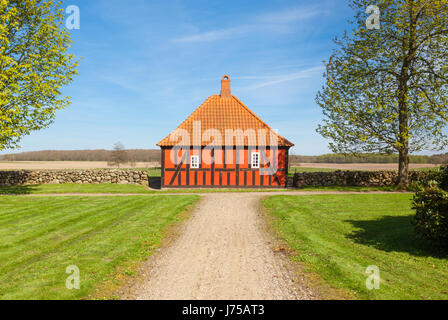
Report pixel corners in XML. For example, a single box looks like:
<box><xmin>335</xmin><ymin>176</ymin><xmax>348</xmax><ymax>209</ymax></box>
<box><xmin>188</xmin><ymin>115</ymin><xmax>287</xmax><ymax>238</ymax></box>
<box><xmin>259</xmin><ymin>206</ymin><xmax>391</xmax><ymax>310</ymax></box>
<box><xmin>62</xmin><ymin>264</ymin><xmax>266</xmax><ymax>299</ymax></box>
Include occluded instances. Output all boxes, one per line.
<box><xmin>346</xmin><ymin>215</ymin><xmax>448</xmax><ymax>259</ymax></box>
<box><xmin>0</xmin><ymin>185</ymin><xmax>38</xmax><ymax>195</ymax></box>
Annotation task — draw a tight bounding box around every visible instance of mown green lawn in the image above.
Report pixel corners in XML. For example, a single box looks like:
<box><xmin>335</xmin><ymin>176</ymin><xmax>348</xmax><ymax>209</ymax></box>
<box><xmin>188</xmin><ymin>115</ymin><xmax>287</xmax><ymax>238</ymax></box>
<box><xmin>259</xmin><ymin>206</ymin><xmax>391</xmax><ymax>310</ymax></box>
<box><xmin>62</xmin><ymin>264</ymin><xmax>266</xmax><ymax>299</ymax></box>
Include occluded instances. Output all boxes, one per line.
<box><xmin>263</xmin><ymin>194</ymin><xmax>448</xmax><ymax>300</ymax></box>
<box><xmin>0</xmin><ymin>183</ymin><xmax>404</xmax><ymax>195</ymax></box>
<box><xmin>299</xmin><ymin>186</ymin><xmax>402</xmax><ymax>192</ymax></box>
<box><xmin>0</xmin><ymin>195</ymin><xmax>198</xmax><ymax>300</ymax></box>
<box><xmin>0</xmin><ymin>184</ymin><xmax>292</xmax><ymax>194</ymax></box>
<box><xmin>0</xmin><ymin>183</ymin><xmax>153</xmax><ymax>195</ymax></box>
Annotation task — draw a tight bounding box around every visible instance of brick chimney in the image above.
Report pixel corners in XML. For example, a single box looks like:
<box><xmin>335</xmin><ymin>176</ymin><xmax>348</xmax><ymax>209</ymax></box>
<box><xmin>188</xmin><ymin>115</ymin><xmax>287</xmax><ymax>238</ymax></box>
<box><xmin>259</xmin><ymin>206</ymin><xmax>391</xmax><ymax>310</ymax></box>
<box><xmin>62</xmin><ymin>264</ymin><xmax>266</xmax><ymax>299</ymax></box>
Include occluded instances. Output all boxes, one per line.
<box><xmin>220</xmin><ymin>75</ymin><xmax>231</xmax><ymax>98</ymax></box>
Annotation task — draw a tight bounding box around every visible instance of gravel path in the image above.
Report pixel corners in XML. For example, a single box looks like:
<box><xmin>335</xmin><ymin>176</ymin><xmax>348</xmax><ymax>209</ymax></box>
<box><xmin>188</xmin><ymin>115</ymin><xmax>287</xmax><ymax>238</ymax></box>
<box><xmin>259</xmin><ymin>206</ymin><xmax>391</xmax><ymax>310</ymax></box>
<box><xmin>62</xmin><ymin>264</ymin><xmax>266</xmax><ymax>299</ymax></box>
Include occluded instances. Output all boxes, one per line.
<box><xmin>125</xmin><ymin>193</ymin><xmax>316</xmax><ymax>300</ymax></box>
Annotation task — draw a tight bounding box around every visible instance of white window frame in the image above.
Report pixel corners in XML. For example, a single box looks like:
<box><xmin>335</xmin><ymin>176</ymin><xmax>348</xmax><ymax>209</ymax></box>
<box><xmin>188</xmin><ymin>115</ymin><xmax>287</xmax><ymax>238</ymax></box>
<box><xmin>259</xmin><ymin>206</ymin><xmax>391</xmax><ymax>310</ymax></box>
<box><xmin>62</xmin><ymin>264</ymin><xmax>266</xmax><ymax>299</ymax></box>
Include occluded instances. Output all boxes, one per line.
<box><xmin>251</xmin><ymin>152</ymin><xmax>260</xmax><ymax>169</ymax></box>
<box><xmin>190</xmin><ymin>155</ymin><xmax>199</xmax><ymax>169</ymax></box>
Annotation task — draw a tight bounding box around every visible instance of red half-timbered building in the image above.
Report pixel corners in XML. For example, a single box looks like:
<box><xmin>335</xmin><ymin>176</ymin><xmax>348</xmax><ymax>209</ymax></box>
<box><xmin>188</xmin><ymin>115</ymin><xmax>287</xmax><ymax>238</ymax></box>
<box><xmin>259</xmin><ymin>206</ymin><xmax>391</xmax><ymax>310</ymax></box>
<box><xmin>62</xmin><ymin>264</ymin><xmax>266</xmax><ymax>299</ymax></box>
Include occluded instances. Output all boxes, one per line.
<box><xmin>157</xmin><ymin>75</ymin><xmax>294</xmax><ymax>188</ymax></box>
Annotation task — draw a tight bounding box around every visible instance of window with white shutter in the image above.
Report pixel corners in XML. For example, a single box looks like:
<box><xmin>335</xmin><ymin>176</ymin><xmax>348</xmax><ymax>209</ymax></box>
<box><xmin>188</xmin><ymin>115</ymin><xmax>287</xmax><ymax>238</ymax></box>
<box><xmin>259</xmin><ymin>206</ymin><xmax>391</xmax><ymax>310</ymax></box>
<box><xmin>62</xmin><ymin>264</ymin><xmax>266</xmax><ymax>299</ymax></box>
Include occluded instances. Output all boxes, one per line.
<box><xmin>251</xmin><ymin>152</ymin><xmax>260</xmax><ymax>169</ymax></box>
<box><xmin>190</xmin><ymin>155</ymin><xmax>199</xmax><ymax>169</ymax></box>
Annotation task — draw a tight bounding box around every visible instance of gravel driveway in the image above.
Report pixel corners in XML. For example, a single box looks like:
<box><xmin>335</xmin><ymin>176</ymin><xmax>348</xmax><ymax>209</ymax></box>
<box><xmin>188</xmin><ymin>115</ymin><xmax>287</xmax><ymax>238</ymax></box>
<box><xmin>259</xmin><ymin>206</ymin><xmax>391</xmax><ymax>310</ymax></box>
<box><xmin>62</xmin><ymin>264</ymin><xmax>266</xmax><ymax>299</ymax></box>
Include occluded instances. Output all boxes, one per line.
<box><xmin>125</xmin><ymin>193</ymin><xmax>315</xmax><ymax>300</ymax></box>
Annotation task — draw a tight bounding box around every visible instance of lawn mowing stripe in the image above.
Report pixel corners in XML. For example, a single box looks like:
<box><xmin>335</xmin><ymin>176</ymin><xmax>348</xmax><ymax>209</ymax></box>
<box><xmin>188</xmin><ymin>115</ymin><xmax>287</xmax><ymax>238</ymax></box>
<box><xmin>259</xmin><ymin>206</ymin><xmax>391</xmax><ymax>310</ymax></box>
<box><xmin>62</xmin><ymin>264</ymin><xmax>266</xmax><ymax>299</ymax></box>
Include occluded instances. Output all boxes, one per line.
<box><xmin>0</xmin><ymin>197</ymin><xmax>156</xmax><ymax>273</ymax></box>
<box><xmin>0</xmin><ymin>197</ymin><xmax>191</xmax><ymax>271</ymax></box>
<box><xmin>263</xmin><ymin>194</ymin><xmax>448</xmax><ymax>300</ymax></box>
<box><xmin>0</xmin><ymin>195</ymin><xmax>198</xmax><ymax>299</ymax></box>
<box><xmin>0</xmin><ymin>198</ymin><xmax>131</xmax><ymax>252</ymax></box>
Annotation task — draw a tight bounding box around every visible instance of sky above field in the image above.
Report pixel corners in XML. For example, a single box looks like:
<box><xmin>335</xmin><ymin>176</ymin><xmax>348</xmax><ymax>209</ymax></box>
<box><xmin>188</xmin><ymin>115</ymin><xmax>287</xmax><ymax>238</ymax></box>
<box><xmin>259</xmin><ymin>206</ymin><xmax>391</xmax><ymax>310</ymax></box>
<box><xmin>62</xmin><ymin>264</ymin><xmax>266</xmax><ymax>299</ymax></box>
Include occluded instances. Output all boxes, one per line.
<box><xmin>4</xmin><ymin>0</ymin><xmax>362</xmax><ymax>155</ymax></box>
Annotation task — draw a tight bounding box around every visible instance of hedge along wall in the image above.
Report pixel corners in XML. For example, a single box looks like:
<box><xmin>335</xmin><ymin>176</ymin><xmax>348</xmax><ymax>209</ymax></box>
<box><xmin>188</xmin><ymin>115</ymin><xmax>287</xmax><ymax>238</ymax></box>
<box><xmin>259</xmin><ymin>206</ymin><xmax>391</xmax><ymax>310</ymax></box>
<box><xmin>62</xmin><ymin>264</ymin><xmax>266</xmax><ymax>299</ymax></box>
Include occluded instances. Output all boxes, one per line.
<box><xmin>288</xmin><ymin>170</ymin><xmax>432</xmax><ymax>188</ymax></box>
<box><xmin>0</xmin><ymin>170</ymin><xmax>149</xmax><ymax>186</ymax></box>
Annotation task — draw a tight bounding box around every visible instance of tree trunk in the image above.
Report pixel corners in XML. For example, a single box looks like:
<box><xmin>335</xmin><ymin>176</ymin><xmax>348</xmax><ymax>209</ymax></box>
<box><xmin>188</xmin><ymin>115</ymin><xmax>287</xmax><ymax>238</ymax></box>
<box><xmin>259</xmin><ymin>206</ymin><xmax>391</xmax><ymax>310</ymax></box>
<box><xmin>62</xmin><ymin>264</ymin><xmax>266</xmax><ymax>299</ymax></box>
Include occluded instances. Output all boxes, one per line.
<box><xmin>396</xmin><ymin>3</ymin><xmax>418</xmax><ymax>189</ymax></box>
<box><xmin>398</xmin><ymin>148</ymin><xmax>409</xmax><ymax>188</ymax></box>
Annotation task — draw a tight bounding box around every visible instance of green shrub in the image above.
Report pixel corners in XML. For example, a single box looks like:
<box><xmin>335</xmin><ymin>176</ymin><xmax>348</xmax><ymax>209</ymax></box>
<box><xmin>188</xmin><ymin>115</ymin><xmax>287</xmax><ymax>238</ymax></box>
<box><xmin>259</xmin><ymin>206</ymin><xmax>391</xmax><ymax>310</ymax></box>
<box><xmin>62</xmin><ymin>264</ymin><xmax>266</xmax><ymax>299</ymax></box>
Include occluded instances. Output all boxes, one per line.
<box><xmin>407</xmin><ymin>181</ymin><xmax>423</xmax><ymax>192</ymax></box>
<box><xmin>410</xmin><ymin>167</ymin><xmax>442</xmax><ymax>190</ymax></box>
<box><xmin>412</xmin><ymin>185</ymin><xmax>448</xmax><ymax>249</ymax></box>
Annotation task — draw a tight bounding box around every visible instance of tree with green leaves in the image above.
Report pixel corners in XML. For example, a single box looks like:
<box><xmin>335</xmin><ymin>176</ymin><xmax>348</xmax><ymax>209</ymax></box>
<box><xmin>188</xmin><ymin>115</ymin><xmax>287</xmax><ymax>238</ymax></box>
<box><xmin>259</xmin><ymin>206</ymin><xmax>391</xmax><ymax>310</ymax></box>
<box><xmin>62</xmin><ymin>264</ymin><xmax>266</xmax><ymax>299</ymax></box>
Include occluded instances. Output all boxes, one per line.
<box><xmin>316</xmin><ymin>0</ymin><xmax>448</xmax><ymax>187</ymax></box>
<box><xmin>0</xmin><ymin>0</ymin><xmax>79</xmax><ymax>150</ymax></box>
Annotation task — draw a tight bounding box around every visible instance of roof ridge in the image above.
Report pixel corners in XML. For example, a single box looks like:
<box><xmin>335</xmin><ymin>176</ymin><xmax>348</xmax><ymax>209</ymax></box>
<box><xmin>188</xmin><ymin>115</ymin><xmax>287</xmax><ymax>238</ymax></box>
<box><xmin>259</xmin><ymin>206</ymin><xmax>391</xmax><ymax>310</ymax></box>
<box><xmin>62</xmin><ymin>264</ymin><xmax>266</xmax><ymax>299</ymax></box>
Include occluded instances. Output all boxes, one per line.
<box><xmin>230</xmin><ymin>95</ymin><xmax>291</xmax><ymax>144</ymax></box>
<box><xmin>157</xmin><ymin>95</ymin><xmax>216</xmax><ymax>146</ymax></box>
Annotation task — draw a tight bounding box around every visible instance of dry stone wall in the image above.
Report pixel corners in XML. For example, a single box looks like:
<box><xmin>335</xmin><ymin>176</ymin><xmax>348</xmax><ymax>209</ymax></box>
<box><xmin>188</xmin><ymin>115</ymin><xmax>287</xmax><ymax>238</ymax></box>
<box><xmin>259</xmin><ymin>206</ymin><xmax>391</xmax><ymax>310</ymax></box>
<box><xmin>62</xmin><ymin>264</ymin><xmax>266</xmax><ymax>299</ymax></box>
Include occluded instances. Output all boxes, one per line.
<box><xmin>288</xmin><ymin>170</ymin><xmax>430</xmax><ymax>188</ymax></box>
<box><xmin>0</xmin><ymin>169</ymin><xmax>434</xmax><ymax>188</ymax></box>
<box><xmin>0</xmin><ymin>170</ymin><xmax>149</xmax><ymax>186</ymax></box>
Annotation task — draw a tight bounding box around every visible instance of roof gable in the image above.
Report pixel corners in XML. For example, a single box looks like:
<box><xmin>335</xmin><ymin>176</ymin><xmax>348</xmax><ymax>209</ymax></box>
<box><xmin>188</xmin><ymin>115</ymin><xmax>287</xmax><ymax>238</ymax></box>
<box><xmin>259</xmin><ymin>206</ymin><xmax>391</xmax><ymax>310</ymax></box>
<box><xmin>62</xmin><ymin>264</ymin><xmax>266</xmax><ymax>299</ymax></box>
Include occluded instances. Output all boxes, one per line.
<box><xmin>157</xmin><ymin>76</ymin><xmax>294</xmax><ymax>147</ymax></box>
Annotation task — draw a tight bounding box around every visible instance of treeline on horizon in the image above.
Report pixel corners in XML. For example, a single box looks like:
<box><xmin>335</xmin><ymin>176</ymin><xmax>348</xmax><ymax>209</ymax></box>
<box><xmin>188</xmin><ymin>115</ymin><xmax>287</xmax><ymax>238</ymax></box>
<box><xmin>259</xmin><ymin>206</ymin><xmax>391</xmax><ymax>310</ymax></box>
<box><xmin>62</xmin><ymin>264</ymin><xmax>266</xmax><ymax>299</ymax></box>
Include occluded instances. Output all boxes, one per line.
<box><xmin>290</xmin><ymin>153</ymin><xmax>446</xmax><ymax>164</ymax></box>
<box><xmin>0</xmin><ymin>149</ymin><xmax>161</xmax><ymax>162</ymax></box>
<box><xmin>1</xmin><ymin>150</ymin><xmax>447</xmax><ymax>164</ymax></box>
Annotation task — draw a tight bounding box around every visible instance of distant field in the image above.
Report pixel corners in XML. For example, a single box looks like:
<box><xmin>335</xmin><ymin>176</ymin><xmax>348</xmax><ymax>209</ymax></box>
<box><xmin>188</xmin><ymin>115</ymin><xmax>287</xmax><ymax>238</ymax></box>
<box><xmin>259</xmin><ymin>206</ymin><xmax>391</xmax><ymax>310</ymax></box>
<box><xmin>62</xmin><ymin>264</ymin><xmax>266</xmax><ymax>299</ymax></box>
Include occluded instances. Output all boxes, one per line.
<box><xmin>289</xmin><ymin>166</ymin><xmax>337</xmax><ymax>173</ymax></box>
<box><xmin>0</xmin><ymin>161</ymin><xmax>440</xmax><ymax>172</ymax></box>
<box><xmin>295</xmin><ymin>163</ymin><xmax>440</xmax><ymax>171</ymax></box>
<box><xmin>0</xmin><ymin>161</ymin><xmax>159</xmax><ymax>170</ymax></box>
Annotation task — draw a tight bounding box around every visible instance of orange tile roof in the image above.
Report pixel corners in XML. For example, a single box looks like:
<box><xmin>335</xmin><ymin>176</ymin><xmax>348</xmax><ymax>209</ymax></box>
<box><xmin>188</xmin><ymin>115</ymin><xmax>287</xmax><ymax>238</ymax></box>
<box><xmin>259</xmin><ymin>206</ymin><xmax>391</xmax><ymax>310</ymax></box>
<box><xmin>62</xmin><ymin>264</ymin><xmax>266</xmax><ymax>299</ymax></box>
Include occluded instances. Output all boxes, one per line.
<box><xmin>157</xmin><ymin>75</ymin><xmax>294</xmax><ymax>147</ymax></box>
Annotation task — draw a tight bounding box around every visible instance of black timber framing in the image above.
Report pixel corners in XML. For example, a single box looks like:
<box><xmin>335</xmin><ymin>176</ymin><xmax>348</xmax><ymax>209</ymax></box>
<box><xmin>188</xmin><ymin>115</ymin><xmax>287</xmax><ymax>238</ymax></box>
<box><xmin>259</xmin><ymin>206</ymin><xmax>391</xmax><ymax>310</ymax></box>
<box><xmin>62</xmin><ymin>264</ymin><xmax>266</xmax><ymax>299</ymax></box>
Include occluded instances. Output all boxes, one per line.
<box><xmin>161</xmin><ymin>148</ymin><xmax>165</xmax><ymax>187</ymax></box>
<box><xmin>211</xmin><ymin>148</ymin><xmax>215</xmax><ymax>186</ymax></box>
<box><xmin>260</xmin><ymin>148</ymin><xmax>282</xmax><ymax>187</ymax></box>
<box><xmin>235</xmin><ymin>147</ymin><xmax>240</xmax><ymax>186</ymax></box>
<box><xmin>164</xmin><ymin>168</ymin><xmax>287</xmax><ymax>173</ymax></box>
<box><xmin>285</xmin><ymin>147</ymin><xmax>290</xmax><ymax>187</ymax></box>
<box><xmin>169</xmin><ymin>150</ymin><xmax>188</xmax><ymax>186</ymax></box>
<box><xmin>162</xmin><ymin>146</ymin><xmax>290</xmax><ymax>188</ymax></box>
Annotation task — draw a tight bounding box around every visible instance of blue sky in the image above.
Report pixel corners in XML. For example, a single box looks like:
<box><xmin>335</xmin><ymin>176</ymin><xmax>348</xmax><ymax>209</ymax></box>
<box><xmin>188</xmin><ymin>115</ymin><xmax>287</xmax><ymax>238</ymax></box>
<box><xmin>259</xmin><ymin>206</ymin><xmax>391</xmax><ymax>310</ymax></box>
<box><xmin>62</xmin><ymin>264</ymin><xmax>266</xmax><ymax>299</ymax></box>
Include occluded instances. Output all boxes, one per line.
<box><xmin>4</xmin><ymin>0</ymin><xmax>358</xmax><ymax>155</ymax></box>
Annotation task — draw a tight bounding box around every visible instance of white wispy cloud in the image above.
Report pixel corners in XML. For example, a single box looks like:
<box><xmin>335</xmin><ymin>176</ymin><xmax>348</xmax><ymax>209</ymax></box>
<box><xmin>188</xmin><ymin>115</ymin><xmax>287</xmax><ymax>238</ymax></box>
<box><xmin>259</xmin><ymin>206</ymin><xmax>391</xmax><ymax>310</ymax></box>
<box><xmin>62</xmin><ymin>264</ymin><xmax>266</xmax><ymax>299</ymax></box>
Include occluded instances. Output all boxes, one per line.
<box><xmin>171</xmin><ymin>4</ymin><xmax>328</xmax><ymax>43</ymax></box>
<box><xmin>172</xmin><ymin>25</ymin><xmax>259</xmax><ymax>43</ymax></box>
<box><xmin>241</xmin><ymin>66</ymin><xmax>325</xmax><ymax>90</ymax></box>
<box><xmin>101</xmin><ymin>76</ymin><xmax>141</xmax><ymax>93</ymax></box>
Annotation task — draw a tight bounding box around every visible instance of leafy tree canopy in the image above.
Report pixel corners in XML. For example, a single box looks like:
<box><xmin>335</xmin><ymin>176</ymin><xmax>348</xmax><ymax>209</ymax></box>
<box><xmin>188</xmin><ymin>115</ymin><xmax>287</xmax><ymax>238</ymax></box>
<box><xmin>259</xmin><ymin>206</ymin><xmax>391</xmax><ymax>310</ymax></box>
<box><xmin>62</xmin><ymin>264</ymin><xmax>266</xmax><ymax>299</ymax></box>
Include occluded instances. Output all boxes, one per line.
<box><xmin>0</xmin><ymin>0</ymin><xmax>79</xmax><ymax>150</ymax></box>
<box><xmin>317</xmin><ymin>0</ymin><xmax>448</xmax><ymax>185</ymax></box>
